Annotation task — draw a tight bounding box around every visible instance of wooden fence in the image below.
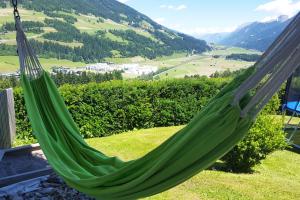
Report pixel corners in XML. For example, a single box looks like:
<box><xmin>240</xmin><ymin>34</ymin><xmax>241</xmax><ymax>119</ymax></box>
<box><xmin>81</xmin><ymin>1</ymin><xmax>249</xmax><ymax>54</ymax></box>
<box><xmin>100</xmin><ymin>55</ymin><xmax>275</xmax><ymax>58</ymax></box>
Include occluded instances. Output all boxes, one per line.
<box><xmin>0</xmin><ymin>88</ymin><xmax>16</xmax><ymax>149</ymax></box>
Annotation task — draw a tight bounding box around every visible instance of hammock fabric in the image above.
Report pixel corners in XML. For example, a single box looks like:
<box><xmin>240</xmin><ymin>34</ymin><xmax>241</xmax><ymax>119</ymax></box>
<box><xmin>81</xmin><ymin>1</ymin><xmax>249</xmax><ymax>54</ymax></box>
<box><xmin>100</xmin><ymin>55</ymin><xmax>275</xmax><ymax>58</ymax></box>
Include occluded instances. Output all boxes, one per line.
<box><xmin>21</xmin><ymin>69</ymin><xmax>253</xmax><ymax>200</ymax></box>
<box><xmin>15</xmin><ymin>9</ymin><xmax>300</xmax><ymax>200</ymax></box>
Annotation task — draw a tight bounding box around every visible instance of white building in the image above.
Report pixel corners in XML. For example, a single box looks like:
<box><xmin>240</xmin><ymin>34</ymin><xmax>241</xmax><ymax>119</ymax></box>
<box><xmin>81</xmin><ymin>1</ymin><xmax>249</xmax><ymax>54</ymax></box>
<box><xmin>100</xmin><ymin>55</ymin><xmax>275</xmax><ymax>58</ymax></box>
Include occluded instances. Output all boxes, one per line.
<box><xmin>51</xmin><ymin>63</ymin><xmax>158</xmax><ymax>76</ymax></box>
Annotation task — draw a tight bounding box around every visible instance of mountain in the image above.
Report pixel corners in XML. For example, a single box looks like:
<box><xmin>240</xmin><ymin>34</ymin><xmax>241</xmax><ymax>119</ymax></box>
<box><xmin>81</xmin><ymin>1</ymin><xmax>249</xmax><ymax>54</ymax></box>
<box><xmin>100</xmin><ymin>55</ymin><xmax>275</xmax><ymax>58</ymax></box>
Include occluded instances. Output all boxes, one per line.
<box><xmin>0</xmin><ymin>0</ymin><xmax>210</xmax><ymax>63</ymax></box>
<box><xmin>198</xmin><ymin>33</ymin><xmax>230</xmax><ymax>44</ymax></box>
<box><xmin>219</xmin><ymin>15</ymin><xmax>292</xmax><ymax>51</ymax></box>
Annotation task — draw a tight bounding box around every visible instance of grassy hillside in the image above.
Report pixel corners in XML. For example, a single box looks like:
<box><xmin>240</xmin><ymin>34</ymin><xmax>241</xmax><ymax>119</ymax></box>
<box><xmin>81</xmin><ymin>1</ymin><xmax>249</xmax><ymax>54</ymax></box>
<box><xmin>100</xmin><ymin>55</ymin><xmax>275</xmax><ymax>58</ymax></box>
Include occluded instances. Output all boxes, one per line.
<box><xmin>84</xmin><ymin>126</ymin><xmax>300</xmax><ymax>200</ymax></box>
<box><xmin>0</xmin><ymin>0</ymin><xmax>210</xmax><ymax>62</ymax></box>
<box><xmin>0</xmin><ymin>7</ymin><xmax>155</xmax><ymax>46</ymax></box>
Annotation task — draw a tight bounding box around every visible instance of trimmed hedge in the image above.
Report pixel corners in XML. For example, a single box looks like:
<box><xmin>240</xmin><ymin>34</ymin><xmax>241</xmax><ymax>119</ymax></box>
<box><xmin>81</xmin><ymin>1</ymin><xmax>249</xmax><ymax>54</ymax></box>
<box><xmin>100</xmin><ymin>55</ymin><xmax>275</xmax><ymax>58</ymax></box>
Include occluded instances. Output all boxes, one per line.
<box><xmin>14</xmin><ymin>78</ymin><xmax>228</xmax><ymax>139</ymax></box>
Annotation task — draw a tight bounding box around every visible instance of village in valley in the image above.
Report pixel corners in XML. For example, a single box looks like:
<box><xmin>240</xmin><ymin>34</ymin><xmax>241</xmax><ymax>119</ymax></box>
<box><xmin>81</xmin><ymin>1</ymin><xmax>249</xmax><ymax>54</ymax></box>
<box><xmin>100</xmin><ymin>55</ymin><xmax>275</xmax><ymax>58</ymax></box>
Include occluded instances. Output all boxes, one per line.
<box><xmin>1</xmin><ymin>62</ymin><xmax>158</xmax><ymax>78</ymax></box>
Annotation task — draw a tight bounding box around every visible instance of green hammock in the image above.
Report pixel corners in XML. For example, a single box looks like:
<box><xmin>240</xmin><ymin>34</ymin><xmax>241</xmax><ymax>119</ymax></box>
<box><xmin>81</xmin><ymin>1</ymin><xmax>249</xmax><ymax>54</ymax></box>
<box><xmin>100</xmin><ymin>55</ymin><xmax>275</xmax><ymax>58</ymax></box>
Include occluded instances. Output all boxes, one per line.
<box><xmin>14</xmin><ymin>8</ymin><xmax>300</xmax><ymax>200</ymax></box>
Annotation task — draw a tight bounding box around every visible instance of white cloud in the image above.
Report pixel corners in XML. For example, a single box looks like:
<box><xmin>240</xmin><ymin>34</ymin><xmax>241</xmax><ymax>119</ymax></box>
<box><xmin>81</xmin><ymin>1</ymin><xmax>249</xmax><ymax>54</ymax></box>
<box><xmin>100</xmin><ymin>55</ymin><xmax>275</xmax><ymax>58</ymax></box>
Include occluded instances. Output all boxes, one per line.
<box><xmin>154</xmin><ymin>16</ymin><xmax>236</xmax><ymax>36</ymax></box>
<box><xmin>256</xmin><ymin>0</ymin><xmax>300</xmax><ymax>17</ymax></box>
<box><xmin>176</xmin><ymin>5</ymin><xmax>187</xmax><ymax>11</ymax></box>
<box><xmin>160</xmin><ymin>4</ymin><xmax>187</xmax><ymax>11</ymax></box>
<box><xmin>260</xmin><ymin>16</ymin><xmax>279</xmax><ymax>22</ymax></box>
<box><xmin>118</xmin><ymin>0</ymin><xmax>129</xmax><ymax>3</ymax></box>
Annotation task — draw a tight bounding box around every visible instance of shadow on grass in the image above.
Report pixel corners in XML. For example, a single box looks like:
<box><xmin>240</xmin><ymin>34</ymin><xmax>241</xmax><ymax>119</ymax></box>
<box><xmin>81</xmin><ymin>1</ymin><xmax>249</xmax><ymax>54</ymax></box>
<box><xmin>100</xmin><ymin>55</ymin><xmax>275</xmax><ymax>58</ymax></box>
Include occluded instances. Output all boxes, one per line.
<box><xmin>287</xmin><ymin>146</ymin><xmax>300</xmax><ymax>154</ymax></box>
<box><xmin>208</xmin><ymin>161</ymin><xmax>255</xmax><ymax>174</ymax></box>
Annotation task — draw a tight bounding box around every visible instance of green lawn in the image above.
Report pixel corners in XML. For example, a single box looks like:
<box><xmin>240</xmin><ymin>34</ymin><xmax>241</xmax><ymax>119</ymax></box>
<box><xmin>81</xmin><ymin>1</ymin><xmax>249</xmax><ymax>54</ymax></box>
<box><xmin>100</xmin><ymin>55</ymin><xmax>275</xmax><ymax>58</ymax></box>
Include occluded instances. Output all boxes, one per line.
<box><xmin>85</xmin><ymin>126</ymin><xmax>300</xmax><ymax>200</ymax></box>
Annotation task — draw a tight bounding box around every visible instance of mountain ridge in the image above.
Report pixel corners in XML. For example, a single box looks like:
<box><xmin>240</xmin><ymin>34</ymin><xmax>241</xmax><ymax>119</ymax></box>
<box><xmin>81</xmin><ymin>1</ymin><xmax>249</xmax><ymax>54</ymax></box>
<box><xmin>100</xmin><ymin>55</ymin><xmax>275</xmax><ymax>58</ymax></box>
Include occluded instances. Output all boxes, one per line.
<box><xmin>218</xmin><ymin>15</ymin><xmax>292</xmax><ymax>51</ymax></box>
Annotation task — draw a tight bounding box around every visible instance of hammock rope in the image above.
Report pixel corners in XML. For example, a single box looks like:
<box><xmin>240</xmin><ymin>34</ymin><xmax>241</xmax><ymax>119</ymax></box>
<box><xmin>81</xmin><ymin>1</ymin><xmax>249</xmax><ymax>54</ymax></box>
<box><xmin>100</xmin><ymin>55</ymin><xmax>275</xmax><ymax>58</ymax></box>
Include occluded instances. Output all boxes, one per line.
<box><xmin>12</xmin><ymin>1</ymin><xmax>300</xmax><ymax>198</ymax></box>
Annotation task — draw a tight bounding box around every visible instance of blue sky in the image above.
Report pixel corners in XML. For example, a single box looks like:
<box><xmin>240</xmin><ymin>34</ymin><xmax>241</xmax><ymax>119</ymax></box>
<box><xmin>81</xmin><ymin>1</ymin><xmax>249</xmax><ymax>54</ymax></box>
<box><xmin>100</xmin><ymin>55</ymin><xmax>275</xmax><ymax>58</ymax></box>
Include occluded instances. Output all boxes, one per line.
<box><xmin>118</xmin><ymin>0</ymin><xmax>300</xmax><ymax>36</ymax></box>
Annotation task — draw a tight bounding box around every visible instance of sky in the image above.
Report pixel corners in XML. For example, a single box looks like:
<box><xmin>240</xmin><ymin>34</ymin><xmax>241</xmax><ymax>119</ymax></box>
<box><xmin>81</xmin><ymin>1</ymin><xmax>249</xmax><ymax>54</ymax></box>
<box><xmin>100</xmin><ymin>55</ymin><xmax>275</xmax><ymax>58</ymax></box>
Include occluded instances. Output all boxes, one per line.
<box><xmin>118</xmin><ymin>0</ymin><xmax>300</xmax><ymax>36</ymax></box>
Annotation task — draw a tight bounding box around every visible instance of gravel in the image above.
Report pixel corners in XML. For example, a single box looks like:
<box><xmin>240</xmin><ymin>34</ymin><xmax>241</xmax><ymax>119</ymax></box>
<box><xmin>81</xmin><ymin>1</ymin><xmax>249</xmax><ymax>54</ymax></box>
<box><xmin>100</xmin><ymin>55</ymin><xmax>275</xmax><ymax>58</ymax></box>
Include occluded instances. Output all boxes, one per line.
<box><xmin>0</xmin><ymin>173</ymin><xmax>95</xmax><ymax>200</ymax></box>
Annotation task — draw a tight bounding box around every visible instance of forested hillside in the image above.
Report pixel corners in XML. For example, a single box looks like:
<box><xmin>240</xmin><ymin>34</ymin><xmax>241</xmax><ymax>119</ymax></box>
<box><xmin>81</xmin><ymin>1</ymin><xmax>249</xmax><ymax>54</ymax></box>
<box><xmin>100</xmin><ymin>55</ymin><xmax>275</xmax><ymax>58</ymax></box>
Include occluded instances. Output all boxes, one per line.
<box><xmin>0</xmin><ymin>0</ymin><xmax>210</xmax><ymax>63</ymax></box>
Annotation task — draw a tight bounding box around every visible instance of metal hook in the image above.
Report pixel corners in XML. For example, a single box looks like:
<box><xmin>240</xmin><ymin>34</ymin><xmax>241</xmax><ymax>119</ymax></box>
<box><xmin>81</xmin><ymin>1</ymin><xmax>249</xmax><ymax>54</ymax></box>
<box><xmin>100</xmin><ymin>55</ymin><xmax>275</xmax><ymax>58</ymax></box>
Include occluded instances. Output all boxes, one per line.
<box><xmin>12</xmin><ymin>0</ymin><xmax>20</xmax><ymax>19</ymax></box>
<box><xmin>12</xmin><ymin>0</ymin><xmax>17</xmax><ymax>7</ymax></box>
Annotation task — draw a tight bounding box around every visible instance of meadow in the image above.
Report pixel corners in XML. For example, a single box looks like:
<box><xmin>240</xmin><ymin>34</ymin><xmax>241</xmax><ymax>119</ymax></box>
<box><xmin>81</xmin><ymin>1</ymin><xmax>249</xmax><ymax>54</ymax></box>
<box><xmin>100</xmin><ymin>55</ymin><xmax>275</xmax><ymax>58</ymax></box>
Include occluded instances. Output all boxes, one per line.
<box><xmin>0</xmin><ymin>56</ymin><xmax>85</xmax><ymax>73</ymax></box>
<box><xmin>144</xmin><ymin>46</ymin><xmax>260</xmax><ymax>78</ymax></box>
<box><xmin>0</xmin><ymin>46</ymin><xmax>259</xmax><ymax>78</ymax></box>
<box><xmin>0</xmin><ymin>6</ymin><xmax>156</xmax><ymax>47</ymax></box>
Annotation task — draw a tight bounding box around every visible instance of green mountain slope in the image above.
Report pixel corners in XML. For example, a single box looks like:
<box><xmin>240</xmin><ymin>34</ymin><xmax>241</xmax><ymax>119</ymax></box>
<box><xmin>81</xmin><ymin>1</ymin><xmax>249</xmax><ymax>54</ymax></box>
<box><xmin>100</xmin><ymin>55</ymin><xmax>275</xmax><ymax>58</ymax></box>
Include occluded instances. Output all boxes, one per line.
<box><xmin>0</xmin><ymin>0</ymin><xmax>210</xmax><ymax>63</ymax></box>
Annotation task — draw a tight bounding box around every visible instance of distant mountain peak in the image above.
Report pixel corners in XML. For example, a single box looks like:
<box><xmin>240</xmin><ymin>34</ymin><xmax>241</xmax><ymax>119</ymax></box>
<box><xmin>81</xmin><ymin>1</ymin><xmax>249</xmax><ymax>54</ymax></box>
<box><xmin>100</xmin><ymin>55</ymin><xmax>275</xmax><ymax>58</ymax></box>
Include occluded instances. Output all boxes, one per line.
<box><xmin>261</xmin><ymin>15</ymin><xmax>290</xmax><ymax>23</ymax></box>
<box><xmin>278</xmin><ymin>15</ymin><xmax>289</xmax><ymax>22</ymax></box>
<box><xmin>219</xmin><ymin>16</ymin><xmax>293</xmax><ymax>51</ymax></box>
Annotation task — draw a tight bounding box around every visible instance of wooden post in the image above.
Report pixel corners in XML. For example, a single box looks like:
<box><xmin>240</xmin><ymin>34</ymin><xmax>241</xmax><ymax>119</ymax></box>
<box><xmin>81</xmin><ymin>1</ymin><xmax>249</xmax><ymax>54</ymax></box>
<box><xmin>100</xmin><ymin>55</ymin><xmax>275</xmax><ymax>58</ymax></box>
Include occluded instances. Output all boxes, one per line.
<box><xmin>0</xmin><ymin>88</ymin><xmax>16</xmax><ymax>149</ymax></box>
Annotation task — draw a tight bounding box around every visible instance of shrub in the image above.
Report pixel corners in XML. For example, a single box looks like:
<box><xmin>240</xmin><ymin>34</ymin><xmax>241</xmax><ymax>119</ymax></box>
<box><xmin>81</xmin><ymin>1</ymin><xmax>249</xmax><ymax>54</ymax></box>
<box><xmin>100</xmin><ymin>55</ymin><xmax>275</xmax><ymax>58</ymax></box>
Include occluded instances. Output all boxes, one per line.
<box><xmin>14</xmin><ymin>77</ymin><xmax>228</xmax><ymax>139</ymax></box>
<box><xmin>222</xmin><ymin>94</ymin><xmax>287</xmax><ymax>172</ymax></box>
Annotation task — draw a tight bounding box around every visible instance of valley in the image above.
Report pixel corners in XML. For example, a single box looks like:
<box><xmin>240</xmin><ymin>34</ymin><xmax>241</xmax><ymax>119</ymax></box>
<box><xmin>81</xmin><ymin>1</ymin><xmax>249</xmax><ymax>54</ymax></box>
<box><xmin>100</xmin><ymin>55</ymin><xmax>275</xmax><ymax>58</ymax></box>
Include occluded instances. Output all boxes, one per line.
<box><xmin>0</xmin><ymin>46</ymin><xmax>260</xmax><ymax>78</ymax></box>
<box><xmin>0</xmin><ymin>0</ymin><xmax>260</xmax><ymax>78</ymax></box>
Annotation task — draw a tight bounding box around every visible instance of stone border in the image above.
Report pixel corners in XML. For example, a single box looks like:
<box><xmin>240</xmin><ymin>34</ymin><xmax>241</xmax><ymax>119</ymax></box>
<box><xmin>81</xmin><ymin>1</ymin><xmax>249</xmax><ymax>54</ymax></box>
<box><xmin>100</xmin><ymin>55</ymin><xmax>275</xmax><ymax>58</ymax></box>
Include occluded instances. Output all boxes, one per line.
<box><xmin>0</xmin><ymin>144</ymin><xmax>53</xmax><ymax>188</ymax></box>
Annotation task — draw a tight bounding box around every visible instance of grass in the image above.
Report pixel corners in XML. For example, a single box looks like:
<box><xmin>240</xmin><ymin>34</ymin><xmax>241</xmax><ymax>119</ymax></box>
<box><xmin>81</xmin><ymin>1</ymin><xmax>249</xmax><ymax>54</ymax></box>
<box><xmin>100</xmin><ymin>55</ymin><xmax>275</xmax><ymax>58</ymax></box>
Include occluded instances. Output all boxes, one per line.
<box><xmin>209</xmin><ymin>46</ymin><xmax>262</xmax><ymax>56</ymax></box>
<box><xmin>135</xmin><ymin>47</ymin><xmax>261</xmax><ymax>79</ymax></box>
<box><xmin>0</xmin><ymin>46</ymin><xmax>259</xmax><ymax>76</ymax></box>
<box><xmin>156</xmin><ymin>55</ymin><xmax>253</xmax><ymax>78</ymax></box>
<box><xmin>0</xmin><ymin>8</ymin><xmax>47</xmax><ymax>26</ymax></box>
<box><xmin>0</xmin><ymin>56</ymin><xmax>85</xmax><ymax>73</ymax></box>
<box><xmin>105</xmin><ymin>32</ymin><xmax>128</xmax><ymax>43</ymax></box>
<box><xmin>0</xmin><ymin>6</ymin><xmax>157</xmax><ymax>47</ymax></box>
<box><xmin>83</xmin><ymin>126</ymin><xmax>300</xmax><ymax>200</ymax></box>
<box><xmin>34</xmin><ymin>38</ymin><xmax>84</xmax><ymax>48</ymax></box>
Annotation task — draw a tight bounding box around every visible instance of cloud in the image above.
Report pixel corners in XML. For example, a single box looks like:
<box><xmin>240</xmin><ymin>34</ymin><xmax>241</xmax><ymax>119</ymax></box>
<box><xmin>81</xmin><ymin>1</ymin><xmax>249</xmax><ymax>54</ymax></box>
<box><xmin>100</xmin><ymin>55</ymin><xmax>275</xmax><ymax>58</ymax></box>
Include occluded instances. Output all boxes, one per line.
<box><xmin>160</xmin><ymin>4</ymin><xmax>187</xmax><ymax>11</ymax></box>
<box><xmin>118</xmin><ymin>0</ymin><xmax>129</xmax><ymax>3</ymax></box>
<box><xmin>176</xmin><ymin>5</ymin><xmax>187</xmax><ymax>11</ymax></box>
<box><xmin>260</xmin><ymin>16</ymin><xmax>279</xmax><ymax>22</ymax></box>
<box><xmin>256</xmin><ymin>0</ymin><xmax>300</xmax><ymax>17</ymax></box>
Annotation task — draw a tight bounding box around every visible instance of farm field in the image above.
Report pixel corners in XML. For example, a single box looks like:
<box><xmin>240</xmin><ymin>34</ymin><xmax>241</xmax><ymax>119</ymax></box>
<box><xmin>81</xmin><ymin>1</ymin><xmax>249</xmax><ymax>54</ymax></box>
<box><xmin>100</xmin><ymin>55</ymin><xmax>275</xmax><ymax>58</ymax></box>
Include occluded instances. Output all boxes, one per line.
<box><xmin>0</xmin><ymin>56</ymin><xmax>85</xmax><ymax>73</ymax></box>
<box><xmin>143</xmin><ymin>46</ymin><xmax>261</xmax><ymax>78</ymax></box>
<box><xmin>0</xmin><ymin>46</ymin><xmax>260</xmax><ymax>76</ymax></box>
